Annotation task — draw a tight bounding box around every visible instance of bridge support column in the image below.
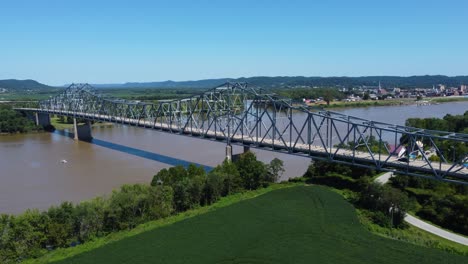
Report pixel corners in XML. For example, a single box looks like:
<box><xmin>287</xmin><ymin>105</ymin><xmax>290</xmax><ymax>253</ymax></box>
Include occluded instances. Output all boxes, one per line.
<box><xmin>73</xmin><ymin>118</ymin><xmax>93</xmax><ymax>141</ymax></box>
<box><xmin>73</xmin><ymin>118</ymin><xmax>79</xmax><ymax>140</ymax></box>
<box><xmin>35</xmin><ymin>112</ymin><xmax>51</xmax><ymax>127</ymax></box>
<box><xmin>243</xmin><ymin>146</ymin><xmax>250</xmax><ymax>153</ymax></box>
<box><xmin>230</xmin><ymin>145</ymin><xmax>251</xmax><ymax>162</ymax></box>
<box><xmin>226</xmin><ymin>144</ymin><xmax>232</xmax><ymax>161</ymax></box>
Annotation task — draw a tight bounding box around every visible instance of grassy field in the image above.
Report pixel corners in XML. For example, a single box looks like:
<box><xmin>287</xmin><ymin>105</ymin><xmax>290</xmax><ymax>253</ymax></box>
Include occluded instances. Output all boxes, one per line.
<box><xmin>50</xmin><ymin>186</ymin><xmax>465</xmax><ymax>264</ymax></box>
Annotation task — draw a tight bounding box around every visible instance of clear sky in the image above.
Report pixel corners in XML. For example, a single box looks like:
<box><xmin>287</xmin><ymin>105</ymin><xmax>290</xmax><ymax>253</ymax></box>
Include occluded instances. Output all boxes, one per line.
<box><xmin>1</xmin><ymin>0</ymin><xmax>467</xmax><ymax>85</ymax></box>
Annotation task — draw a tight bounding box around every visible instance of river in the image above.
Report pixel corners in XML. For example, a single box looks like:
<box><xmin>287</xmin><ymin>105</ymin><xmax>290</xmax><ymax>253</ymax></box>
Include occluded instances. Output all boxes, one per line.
<box><xmin>1</xmin><ymin>101</ymin><xmax>467</xmax><ymax>214</ymax></box>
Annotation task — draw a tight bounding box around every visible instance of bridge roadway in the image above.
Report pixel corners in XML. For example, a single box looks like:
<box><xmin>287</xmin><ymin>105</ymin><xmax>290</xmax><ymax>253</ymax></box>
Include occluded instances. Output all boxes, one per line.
<box><xmin>17</xmin><ymin>108</ymin><xmax>468</xmax><ymax>181</ymax></box>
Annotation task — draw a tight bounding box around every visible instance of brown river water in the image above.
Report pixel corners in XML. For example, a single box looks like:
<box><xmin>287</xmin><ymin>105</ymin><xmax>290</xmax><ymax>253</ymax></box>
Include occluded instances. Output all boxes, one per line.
<box><xmin>1</xmin><ymin>101</ymin><xmax>467</xmax><ymax>214</ymax></box>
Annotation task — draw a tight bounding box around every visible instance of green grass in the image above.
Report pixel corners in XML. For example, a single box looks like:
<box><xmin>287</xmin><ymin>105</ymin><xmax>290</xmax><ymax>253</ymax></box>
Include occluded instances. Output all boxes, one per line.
<box><xmin>44</xmin><ymin>186</ymin><xmax>465</xmax><ymax>264</ymax></box>
<box><xmin>430</xmin><ymin>97</ymin><xmax>468</xmax><ymax>103</ymax></box>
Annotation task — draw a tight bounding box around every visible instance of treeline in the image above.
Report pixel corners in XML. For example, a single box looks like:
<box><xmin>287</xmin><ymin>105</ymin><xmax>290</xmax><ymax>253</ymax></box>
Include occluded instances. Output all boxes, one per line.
<box><xmin>301</xmin><ymin>160</ymin><xmax>411</xmax><ymax>228</ymax></box>
<box><xmin>406</xmin><ymin>111</ymin><xmax>468</xmax><ymax>134</ymax></box>
<box><xmin>391</xmin><ymin>175</ymin><xmax>468</xmax><ymax>236</ymax></box>
<box><xmin>405</xmin><ymin>111</ymin><xmax>467</xmax><ymax>162</ymax></box>
<box><xmin>0</xmin><ymin>105</ymin><xmax>41</xmax><ymax>133</ymax></box>
<box><xmin>0</xmin><ymin>153</ymin><xmax>283</xmax><ymax>263</ymax></box>
<box><xmin>275</xmin><ymin>87</ymin><xmax>345</xmax><ymax>103</ymax></box>
<box><xmin>151</xmin><ymin>153</ymin><xmax>284</xmax><ymax>211</ymax></box>
<box><xmin>0</xmin><ymin>185</ymin><xmax>173</xmax><ymax>262</ymax></box>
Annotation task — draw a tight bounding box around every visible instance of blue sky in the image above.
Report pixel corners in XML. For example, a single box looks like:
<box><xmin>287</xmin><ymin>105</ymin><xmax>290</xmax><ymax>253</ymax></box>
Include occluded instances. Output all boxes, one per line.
<box><xmin>1</xmin><ymin>0</ymin><xmax>467</xmax><ymax>85</ymax></box>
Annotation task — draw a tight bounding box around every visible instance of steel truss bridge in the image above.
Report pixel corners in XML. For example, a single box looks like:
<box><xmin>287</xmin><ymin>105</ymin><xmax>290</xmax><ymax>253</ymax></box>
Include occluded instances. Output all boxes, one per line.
<box><xmin>15</xmin><ymin>83</ymin><xmax>468</xmax><ymax>184</ymax></box>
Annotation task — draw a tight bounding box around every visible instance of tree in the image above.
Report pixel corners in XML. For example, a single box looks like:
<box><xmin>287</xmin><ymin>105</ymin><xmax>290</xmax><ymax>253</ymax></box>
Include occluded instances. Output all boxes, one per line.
<box><xmin>172</xmin><ymin>178</ymin><xmax>193</xmax><ymax>212</ymax></box>
<box><xmin>203</xmin><ymin>173</ymin><xmax>224</xmax><ymax>205</ymax></box>
<box><xmin>151</xmin><ymin>165</ymin><xmax>187</xmax><ymax>187</ymax></box>
<box><xmin>46</xmin><ymin>202</ymin><xmax>76</xmax><ymax>247</ymax></box>
<box><xmin>380</xmin><ymin>186</ymin><xmax>411</xmax><ymax>227</ymax></box>
<box><xmin>323</xmin><ymin>89</ymin><xmax>334</xmax><ymax>105</ymax></box>
<box><xmin>74</xmin><ymin>197</ymin><xmax>106</xmax><ymax>242</ymax></box>
<box><xmin>359</xmin><ymin>182</ymin><xmax>411</xmax><ymax>228</ymax></box>
<box><xmin>267</xmin><ymin>158</ymin><xmax>285</xmax><ymax>183</ymax></box>
<box><xmin>187</xmin><ymin>164</ymin><xmax>206</xmax><ymax>179</ymax></box>
<box><xmin>210</xmin><ymin>160</ymin><xmax>242</xmax><ymax>196</ymax></box>
<box><xmin>363</xmin><ymin>92</ymin><xmax>370</xmax><ymax>100</ymax></box>
<box><xmin>234</xmin><ymin>151</ymin><xmax>268</xmax><ymax>190</ymax></box>
<box><xmin>303</xmin><ymin>161</ymin><xmax>316</xmax><ymax>180</ymax></box>
<box><xmin>0</xmin><ymin>106</ymin><xmax>40</xmax><ymax>133</ymax></box>
<box><xmin>105</xmin><ymin>184</ymin><xmax>173</xmax><ymax>230</ymax></box>
<box><xmin>0</xmin><ymin>210</ymin><xmax>49</xmax><ymax>261</ymax></box>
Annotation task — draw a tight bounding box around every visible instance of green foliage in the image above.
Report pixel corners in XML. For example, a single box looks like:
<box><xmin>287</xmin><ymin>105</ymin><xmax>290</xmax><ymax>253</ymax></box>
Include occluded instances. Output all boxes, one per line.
<box><xmin>428</xmin><ymin>155</ymin><xmax>440</xmax><ymax>162</ymax></box>
<box><xmin>404</xmin><ymin>111</ymin><xmax>467</xmax><ymax>162</ymax></box>
<box><xmin>363</xmin><ymin>92</ymin><xmax>370</xmax><ymax>100</ymax></box>
<box><xmin>359</xmin><ymin>183</ymin><xmax>412</xmax><ymax>228</ymax></box>
<box><xmin>416</xmin><ymin>195</ymin><xmax>468</xmax><ymax>236</ymax></box>
<box><xmin>266</xmin><ymin>158</ymin><xmax>285</xmax><ymax>183</ymax></box>
<box><xmin>0</xmin><ymin>184</ymin><xmax>174</xmax><ymax>263</ymax></box>
<box><xmin>203</xmin><ymin>172</ymin><xmax>225</xmax><ymax>205</ymax></box>
<box><xmin>0</xmin><ymin>105</ymin><xmax>41</xmax><ymax>133</ymax></box>
<box><xmin>346</xmin><ymin>135</ymin><xmax>390</xmax><ymax>155</ymax></box>
<box><xmin>234</xmin><ymin>151</ymin><xmax>269</xmax><ymax>190</ymax></box>
<box><xmin>105</xmin><ymin>185</ymin><xmax>173</xmax><ymax>230</ymax></box>
<box><xmin>304</xmin><ymin>160</ymin><xmax>376</xmax><ymax>182</ymax></box>
<box><xmin>216</xmin><ymin>160</ymin><xmax>242</xmax><ymax>196</ymax></box>
<box><xmin>74</xmin><ymin>198</ymin><xmax>107</xmax><ymax>242</ymax></box>
<box><xmin>47</xmin><ymin>202</ymin><xmax>76</xmax><ymax>247</ymax></box>
<box><xmin>390</xmin><ymin>174</ymin><xmax>468</xmax><ymax>235</ymax></box>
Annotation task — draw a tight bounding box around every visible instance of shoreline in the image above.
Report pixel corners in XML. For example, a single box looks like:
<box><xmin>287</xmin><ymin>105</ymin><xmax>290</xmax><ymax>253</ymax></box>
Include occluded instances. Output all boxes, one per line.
<box><xmin>317</xmin><ymin>97</ymin><xmax>468</xmax><ymax>110</ymax></box>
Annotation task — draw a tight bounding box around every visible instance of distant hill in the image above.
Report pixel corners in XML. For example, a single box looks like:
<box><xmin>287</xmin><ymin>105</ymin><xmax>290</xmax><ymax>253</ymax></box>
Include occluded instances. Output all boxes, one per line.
<box><xmin>0</xmin><ymin>79</ymin><xmax>54</xmax><ymax>90</ymax></box>
<box><xmin>94</xmin><ymin>75</ymin><xmax>468</xmax><ymax>89</ymax></box>
<box><xmin>3</xmin><ymin>76</ymin><xmax>468</xmax><ymax>91</ymax></box>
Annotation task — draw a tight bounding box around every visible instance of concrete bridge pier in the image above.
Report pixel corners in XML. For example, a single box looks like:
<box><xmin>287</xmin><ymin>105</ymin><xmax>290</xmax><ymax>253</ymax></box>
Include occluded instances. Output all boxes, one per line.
<box><xmin>228</xmin><ymin>145</ymin><xmax>252</xmax><ymax>162</ymax></box>
<box><xmin>226</xmin><ymin>144</ymin><xmax>232</xmax><ymax>161</ymax></box>
<box><xmin>35</xmin><ymin>112</ymin><xmax>51</xmax><ymax>127</ymax></box>
<box><xmin>73</xmin><ymin>118</ymin><xmax>93</xmax><ymax>141</ymax></box>
<box><xmin>243</xmin><ymin>146</ymin><xmax>250</xmax><ymax>153</ymax></box>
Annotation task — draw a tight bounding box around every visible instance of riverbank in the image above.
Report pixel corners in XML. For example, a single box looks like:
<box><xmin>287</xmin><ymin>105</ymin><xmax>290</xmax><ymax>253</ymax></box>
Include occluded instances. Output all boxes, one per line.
<box><xmin>50</xmin><ymin>116</ymin><xmax>114</xmax><ymax>130</ymax></box>
<box><xmin>309</xmin><ymin>96</ymin><xmax>468</xmax><ymax>110</ymax></box>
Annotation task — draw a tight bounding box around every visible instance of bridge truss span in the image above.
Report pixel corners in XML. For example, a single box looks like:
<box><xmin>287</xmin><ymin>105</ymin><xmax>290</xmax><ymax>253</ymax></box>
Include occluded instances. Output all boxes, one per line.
<box><xmin>16</xmin><ymin>82</ymin><xmax>468</xmax><ymax>184</ymax></box>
